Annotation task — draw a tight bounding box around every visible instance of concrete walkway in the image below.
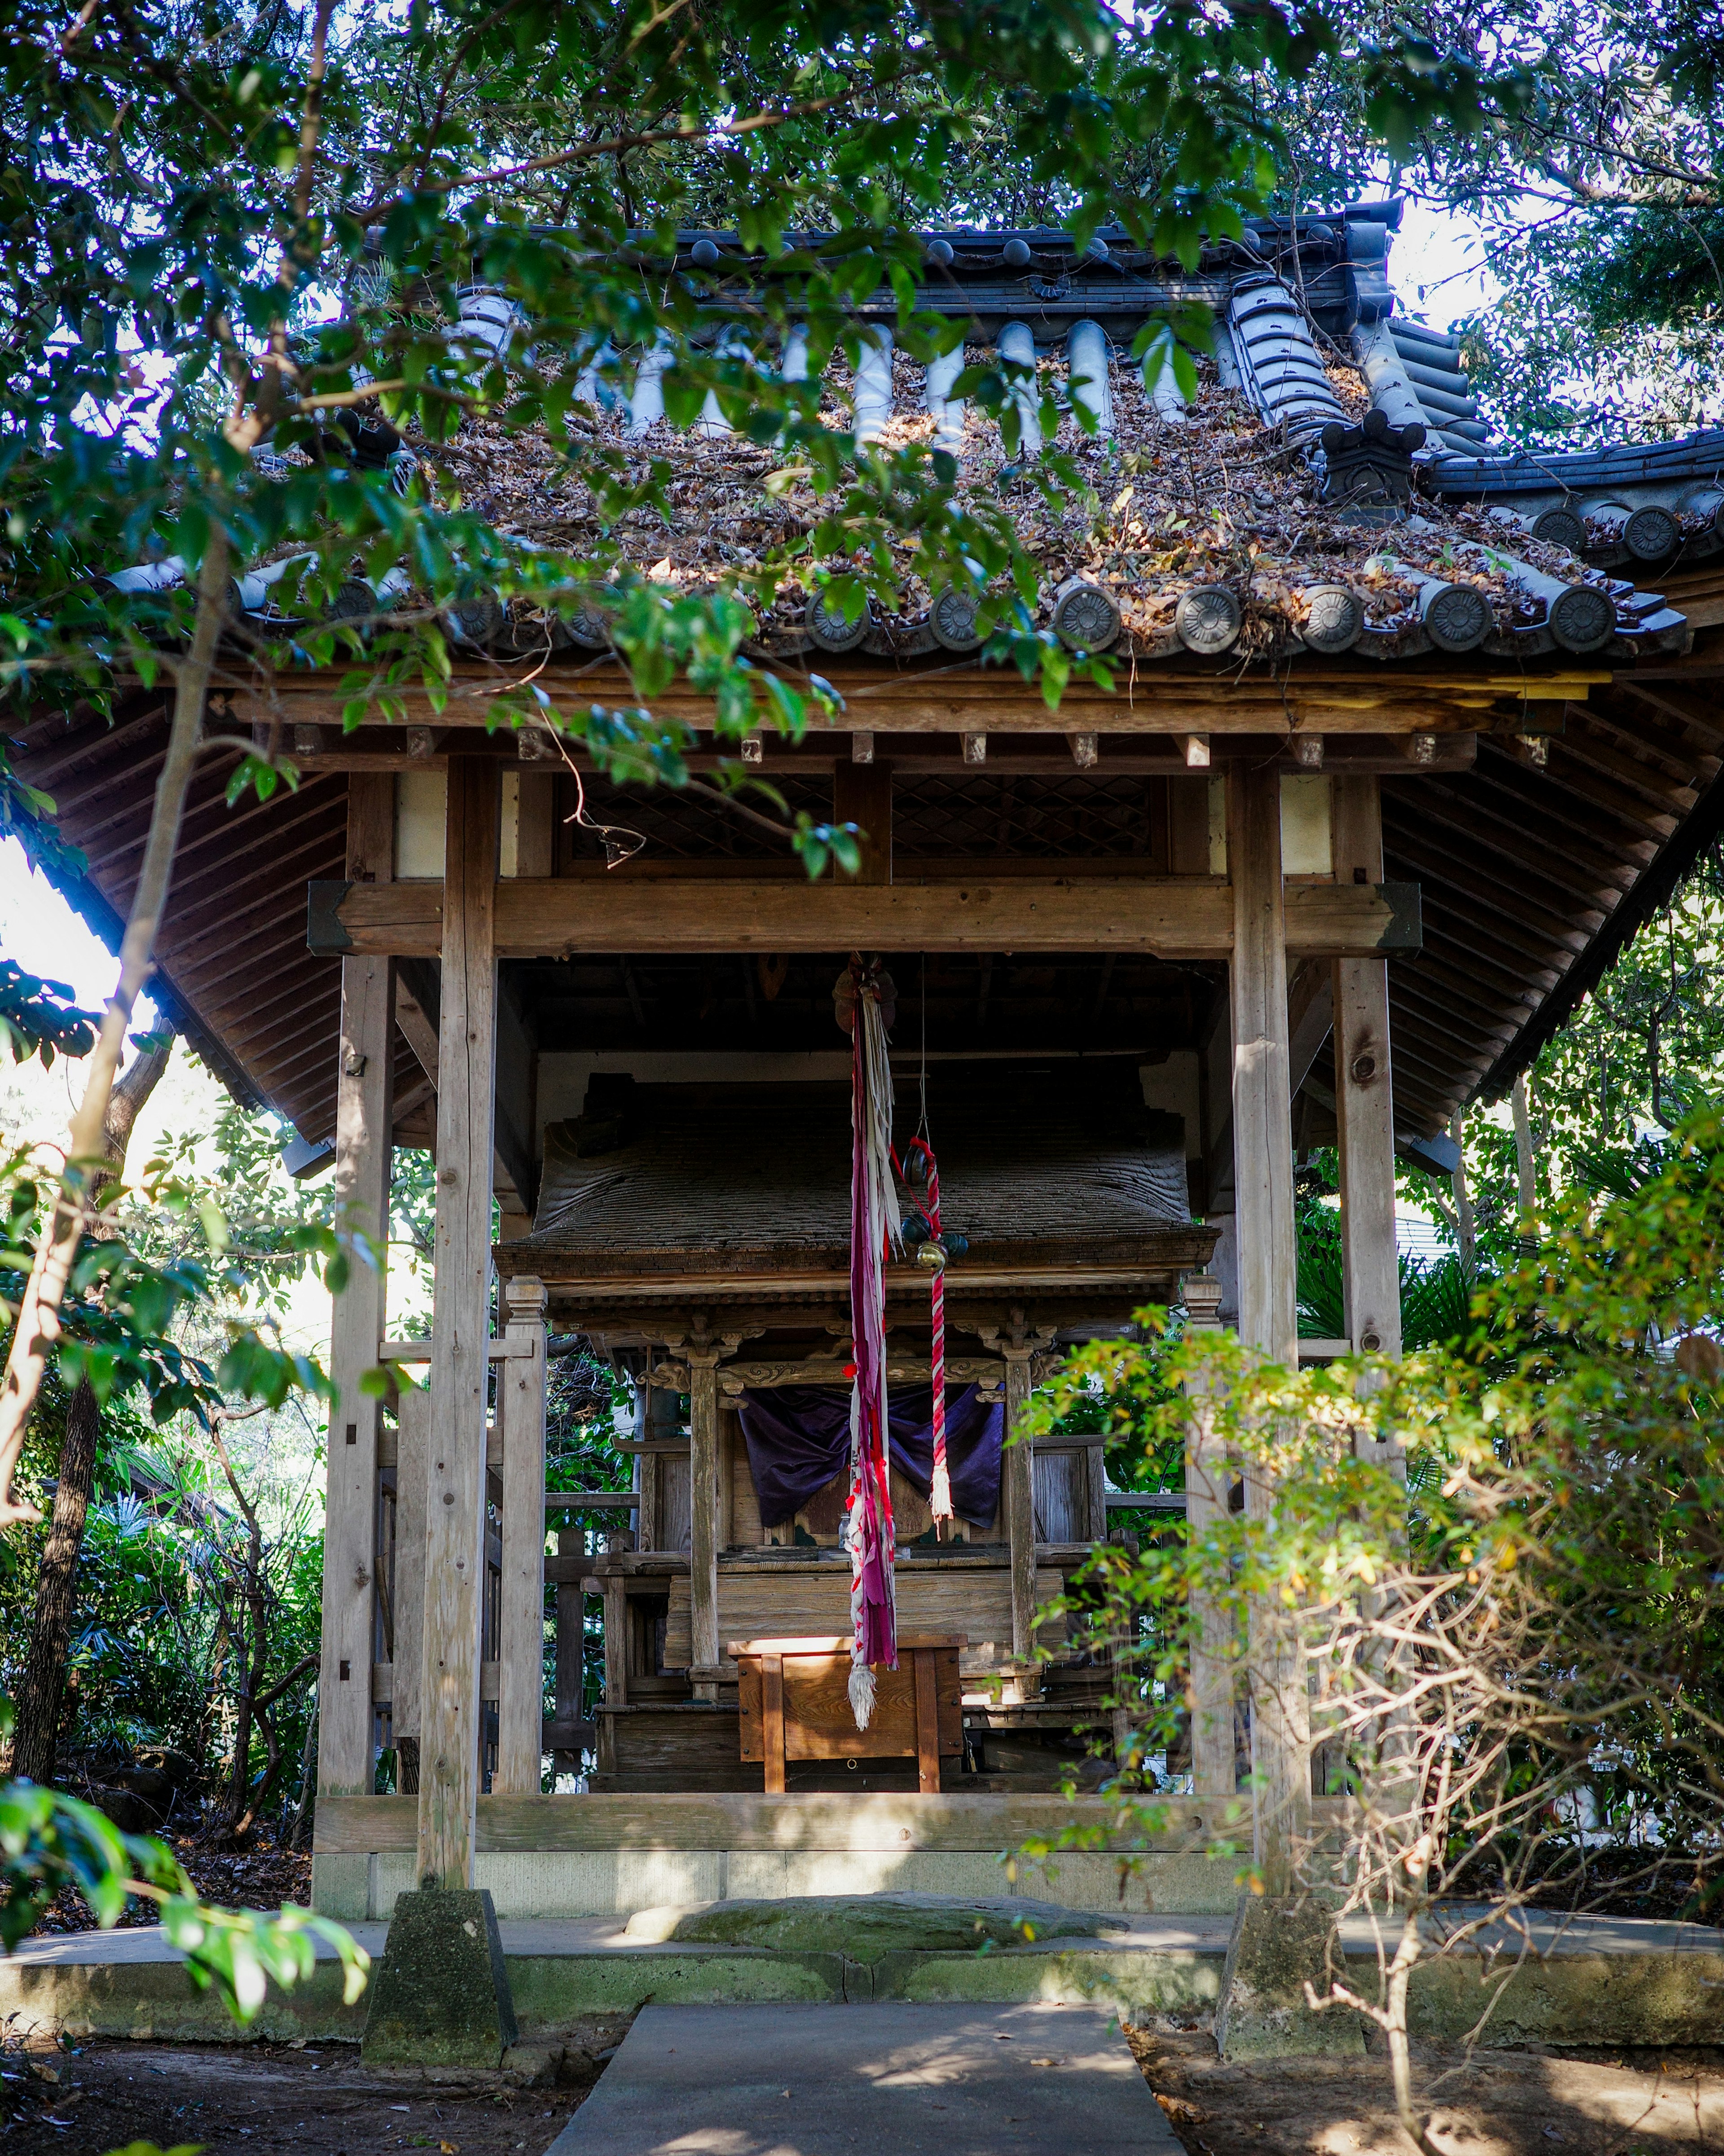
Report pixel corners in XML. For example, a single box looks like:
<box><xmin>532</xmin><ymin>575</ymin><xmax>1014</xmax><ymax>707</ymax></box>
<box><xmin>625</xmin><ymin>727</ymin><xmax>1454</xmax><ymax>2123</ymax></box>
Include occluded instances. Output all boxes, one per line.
<box><xmin>544</xmin><ymin>2002</ymin><xmax>1180</xmax><ymax>2156</ymax></box>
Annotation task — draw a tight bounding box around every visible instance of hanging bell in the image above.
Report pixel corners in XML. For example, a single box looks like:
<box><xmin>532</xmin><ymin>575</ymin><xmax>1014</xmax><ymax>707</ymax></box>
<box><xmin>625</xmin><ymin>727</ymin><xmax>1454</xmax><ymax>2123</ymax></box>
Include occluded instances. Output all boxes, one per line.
<box><xmin>915</xmin><ymin>1237</ymin><xmax>947</xmax><ymax>1273</ymax></box>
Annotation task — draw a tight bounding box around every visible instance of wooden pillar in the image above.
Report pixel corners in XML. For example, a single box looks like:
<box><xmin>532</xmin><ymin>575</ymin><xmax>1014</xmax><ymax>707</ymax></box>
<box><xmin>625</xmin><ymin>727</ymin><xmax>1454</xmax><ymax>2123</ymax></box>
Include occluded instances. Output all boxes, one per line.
<box><xmin>416</xmin><ymin>760</ymin><xmax>498</xmax><ymax>1891</ymax></box>
<box><xmin>602</xmin><ymin>1576</ymin><xmax>629</xmax><ymax>1709</ymax></box>
<box><xmin>832</xmin><ymin>762</ymin><xmax>892</xmax><ymax>884</ymax></box>
<box><xmin>1227</xmin><ymin>765</ymin><xmax>1306</xmax><ymax>1890</ymax></box>
<box><xmin>1332</xmin><ymin>777</ymin><xmax>1402</xmax><ymax>1363</ymax></box>
<box><xmin>317</xmin><ymin>777</ymin><xmax>394</xmax><ymax>1799</ymax></box>
<box><xmin>1083</xmin><ymin>1441</ymin><xmax>1106</xmax><ymax>1544</ymax></box>
<box><xmin>494</xmin><ymin>1275</ymin><xmax>548</xmax><ymax>1794</ymax></box>
<box><xmin>1227</xmin><ymin>765</ymin><xmax>1297</xmax><ymax>1364</ymax></box>
<box><xmin>687</xmin><ymin>1351</ymin><xmax>723</xmax><ymax>1702</ymax></box>
<box><xmin>552</xmin><ymin>1525</ymin><xmax>584</xmax><ymax>1770</ymax></box>
<box><xmin>391</xmin><ymin>1386</ymin><xmax>428</xmax><ymax>1792</ymax></box>
<box><xmin>1182</xmin><ymin>1274</ymin><xmax>1236</xmax><ymax>1800</ymax></box>
<box><xmin>1002</xmin><ymin>1347</ymin><xmax>1038</xmax><ymax>1697</ymax></box>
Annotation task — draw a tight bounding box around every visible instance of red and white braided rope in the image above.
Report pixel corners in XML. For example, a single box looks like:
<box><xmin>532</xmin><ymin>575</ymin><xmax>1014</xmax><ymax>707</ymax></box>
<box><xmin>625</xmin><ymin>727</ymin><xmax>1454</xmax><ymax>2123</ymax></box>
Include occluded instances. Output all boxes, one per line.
<box><xmin>906</xmin><ymin>1138</ymin><xmax>952</xmax><ymax>1522</ymax></box>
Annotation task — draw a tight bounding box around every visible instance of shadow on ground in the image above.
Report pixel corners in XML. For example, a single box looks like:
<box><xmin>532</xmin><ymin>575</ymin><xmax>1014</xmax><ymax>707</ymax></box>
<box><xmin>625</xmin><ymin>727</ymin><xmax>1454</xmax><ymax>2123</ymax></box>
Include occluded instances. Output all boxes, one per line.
<box><xmin>1128</xmin><ymin>2020</ymin><xmax>1724</xmax><ymax>2156</ymax></box>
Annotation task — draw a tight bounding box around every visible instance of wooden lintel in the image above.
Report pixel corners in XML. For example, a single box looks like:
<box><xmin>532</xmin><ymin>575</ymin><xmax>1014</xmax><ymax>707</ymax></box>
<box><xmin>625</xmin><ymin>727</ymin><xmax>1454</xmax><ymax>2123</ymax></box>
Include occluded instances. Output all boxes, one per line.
<box><xmin>309</xmin><ymin>875</ymin><xmax>1422</xmax><ymax>961</ymax></box>
<box><xmin>279</xmin><ymin>732</ymin><xmax>1479</xmax><ymax>777</ymax></box>
<box><xmin>224</xmin><ymin>660</ymin><xmax>1610</xmax><ymax>742</ymax></box>
<box><xmin>251</xmin><ymin>690</ymin><xmax>1492</xmax><ymax>738</ymax></box>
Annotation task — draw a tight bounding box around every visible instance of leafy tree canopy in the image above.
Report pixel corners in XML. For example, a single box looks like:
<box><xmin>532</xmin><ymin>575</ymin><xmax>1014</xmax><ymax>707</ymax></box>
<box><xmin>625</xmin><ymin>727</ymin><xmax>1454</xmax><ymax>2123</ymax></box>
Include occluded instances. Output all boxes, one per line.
<box><xmin>1239</xmin><ymin>3</ymin><xmax>1724</xmax><ymax>442</ymax></box>
<box><xmin>1</xmin><ymin>0</ymin><xmax>1509</xmax><ymax>825</ymax></box>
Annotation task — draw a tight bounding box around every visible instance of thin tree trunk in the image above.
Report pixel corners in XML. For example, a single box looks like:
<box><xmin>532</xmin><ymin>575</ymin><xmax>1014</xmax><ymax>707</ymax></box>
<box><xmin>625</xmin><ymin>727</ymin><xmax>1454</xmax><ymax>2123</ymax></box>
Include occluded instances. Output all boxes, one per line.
<box><xmin>285</xmin><ymin>1692</ymin><xmax>318</xmax><ymax>1848</ymax></box>
<box><xmin>0</xmin><ymin>533</ymin><xmax>228</xmax><ymax>1526</ymax></box>
<box><xmin>1448</xmin><ymin>1107</ymin><xmax>1476</xmax><ymax>1274</ymax></box>
<box><xmin>1385</xmin><ymin>1908</ymin><xmax>1440</xmax><ymax>2156</ymax></box>
<box><xmin>8</xmin><ymin>1380</ymin><xmax>99</xmax><ymax>1785</ymax></box>
<box><xmin>6</xmin><ymin>1036</ymin><xmax>174</xmax><ymax>1786</ymax></box>
<box><xmin>1511</xmin><ymin>1073</ymin><xmax>1538</xmax><ymax>1249</ymax></box>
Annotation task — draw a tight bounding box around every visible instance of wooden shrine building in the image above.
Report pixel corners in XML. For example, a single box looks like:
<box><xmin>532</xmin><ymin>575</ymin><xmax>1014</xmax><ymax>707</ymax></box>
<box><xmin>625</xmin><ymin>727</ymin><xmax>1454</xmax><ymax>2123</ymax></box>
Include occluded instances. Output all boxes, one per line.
<box><xmin>17</xmin><ymin>205</ymin><xmax>1724</xmax><ymax>1918</ymax></box>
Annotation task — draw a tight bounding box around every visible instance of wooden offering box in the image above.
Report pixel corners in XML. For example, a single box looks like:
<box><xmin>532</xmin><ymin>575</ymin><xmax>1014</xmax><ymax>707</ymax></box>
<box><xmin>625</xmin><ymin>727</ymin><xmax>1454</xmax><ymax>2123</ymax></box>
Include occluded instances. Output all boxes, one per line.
<box><xmin>732</xmin><ymin>1634</ymin><xmax>965</xmax><ymax>1794</ymax></box>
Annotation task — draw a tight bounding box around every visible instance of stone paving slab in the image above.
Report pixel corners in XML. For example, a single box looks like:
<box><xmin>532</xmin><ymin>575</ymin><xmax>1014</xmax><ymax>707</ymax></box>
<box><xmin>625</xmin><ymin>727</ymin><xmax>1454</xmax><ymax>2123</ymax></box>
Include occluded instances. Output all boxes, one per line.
<box><xmin>545</xmin><ymin>2002</ymin><xmax>1180</xmax><ymax>2156</ymax></box>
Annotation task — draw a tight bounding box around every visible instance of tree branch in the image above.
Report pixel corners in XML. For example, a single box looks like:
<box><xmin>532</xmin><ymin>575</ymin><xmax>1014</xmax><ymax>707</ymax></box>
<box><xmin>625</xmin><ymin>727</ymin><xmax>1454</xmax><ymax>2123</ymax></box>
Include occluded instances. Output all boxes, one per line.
<box><xmin>356</xmin><ymin>89</ymin><xmax>867</xmax><ymax>219</ymax></box>
<box><xmin>0</xmin><ymin>533</ymin><xmax>229</xmax><ymax>1527</ymax></box>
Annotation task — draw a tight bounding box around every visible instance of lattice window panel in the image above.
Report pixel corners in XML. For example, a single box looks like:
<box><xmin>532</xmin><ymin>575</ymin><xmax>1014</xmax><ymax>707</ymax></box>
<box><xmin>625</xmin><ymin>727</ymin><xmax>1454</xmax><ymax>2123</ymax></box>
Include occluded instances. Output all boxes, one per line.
<box><xmin>557</xmin><ymin>772</ymin><xmax>832</xmax><ymax>865</ymax></box>
<box><xmin>892</xmin><ymin>775</ymin><xmax>1163</xmax><ymax>860</ymax></box>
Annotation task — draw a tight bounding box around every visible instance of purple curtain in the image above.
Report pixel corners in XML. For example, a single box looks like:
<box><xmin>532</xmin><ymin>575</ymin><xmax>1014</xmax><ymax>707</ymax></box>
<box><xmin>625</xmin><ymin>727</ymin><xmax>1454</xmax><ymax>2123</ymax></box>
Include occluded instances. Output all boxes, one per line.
<box><xmin>737</xmin><ymin>1384</ymin><xmax>1003</xmax><ymax>1530</ymax></box>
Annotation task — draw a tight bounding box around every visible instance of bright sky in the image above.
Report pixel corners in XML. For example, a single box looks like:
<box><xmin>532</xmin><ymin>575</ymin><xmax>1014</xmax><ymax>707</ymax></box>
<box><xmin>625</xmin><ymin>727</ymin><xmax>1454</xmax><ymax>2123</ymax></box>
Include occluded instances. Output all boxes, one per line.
<box><xmin>0</xmin><ymin>836</ymin><xmax>165</xmax><ymax>1151</ymax></box>
<box><xmin>1388</xmin><ymin>201</ymin><xmax>1500</xmax><ymax>331</ymax></box>
<box><xmin>0</xmin><ymin>818</ymin><xmax>441</xmax><ymax>1412</ymax></box>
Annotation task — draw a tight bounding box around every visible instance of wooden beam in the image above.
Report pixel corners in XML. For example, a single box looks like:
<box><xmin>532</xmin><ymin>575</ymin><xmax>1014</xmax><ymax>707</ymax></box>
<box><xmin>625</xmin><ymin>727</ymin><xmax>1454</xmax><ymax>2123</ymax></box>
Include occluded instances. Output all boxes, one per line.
<box><xmin>313</xmin><ymin>1786</ymin><xmax>1297</xmax><ymax>1856</ymax></box>
<box><xmin>1332</xmin><ymin>779</ymin><xmax>1403</xmax><ymax>1365</ymax></box>
<box><xmin>394</xmin><ymin>969</ymin><xmax>440</xmax><ymax>1081</ymax></box>
<box><xmin>417</xmin><ymin>759</ymin><xmax>498</xmax><ymax>1892</ymax></box>
<box><xmin>495</xmin><ymin>1276</ymin><xmax>549</xmax><ymax>1794</ymax></box>
<box><xmin>394</xmin><ymin>959</ymin><xmax>536</xmax><ymax>1224</ymax></box>
<box><xmin>283</xmin><ymin>732</ymin><xmax>1481</xmax><ymax>779</ymax></box>
<box><xmin>1287</xmin><ymin>959</ymin><xmax>1335</xmax><ymax>1100</ymax></box>
<box><xmin>308</xmin><ymin>875</ymin><xmax>1424</xmax><ymax>961</ymax></box>
<box><xmin>493</xmin><ymin>969</ymin><xmax>538</xmax><ymax>1218</ymax></box>
<box><xmin>717</xmin><ymin>1357</ymin><xmax>1004</xmax><ymax>1392</ymax></box>
<box><xmin>229</xmin><ymin>661</ymin><xmax>1610</xmax><ymax>738</ymax></box>
<box><xmin>317</xmin><ymin>775</ymin><xmax>393</xmax><ymax>1800</ymax></box>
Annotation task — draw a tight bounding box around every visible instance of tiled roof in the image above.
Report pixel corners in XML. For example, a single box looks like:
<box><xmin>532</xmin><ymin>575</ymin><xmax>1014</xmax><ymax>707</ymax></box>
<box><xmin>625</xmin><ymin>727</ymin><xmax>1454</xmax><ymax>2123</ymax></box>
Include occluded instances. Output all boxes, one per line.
<box><xmin>518</xmin><ymin>1056</ymin><xmax>1192</xmax><ymax>1268</ymax></box>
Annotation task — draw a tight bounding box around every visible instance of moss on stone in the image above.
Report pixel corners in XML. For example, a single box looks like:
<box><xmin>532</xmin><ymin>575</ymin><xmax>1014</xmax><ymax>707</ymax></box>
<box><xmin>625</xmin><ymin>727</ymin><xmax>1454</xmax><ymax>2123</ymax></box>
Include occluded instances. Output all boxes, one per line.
<box><xmin>361</xmin><ymin>1888</ymin><xmax>520</xmax><ymax>2070</ymax></box>
<box><xmin>642</xmin><ymin>1892</ymin><xmax>1130</xmax><ymax>1960</ymax></box>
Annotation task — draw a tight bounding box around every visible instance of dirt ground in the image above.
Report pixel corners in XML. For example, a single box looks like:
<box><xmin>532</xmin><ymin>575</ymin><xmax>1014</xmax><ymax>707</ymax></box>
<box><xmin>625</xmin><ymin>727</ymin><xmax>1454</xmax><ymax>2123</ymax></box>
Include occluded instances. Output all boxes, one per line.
<box><xmin>3</xmin><ymin>2018</ymin><xmax>1722</xmax><ymax>2155</ymax></box>
<box><xmin>1126</xmin><ymin>2020</ymin><xmax>1724</xmax><ymax>2156</ymax></box>
<box><xmin>32</xmin><ymin>1839</ymin><xmax>313</xmax><ymax>1937</ymax></box>
<box><xmin>0</xmin><ymin>2037</ymin><xmax>599</xmax><ymax>2154</ymax></box>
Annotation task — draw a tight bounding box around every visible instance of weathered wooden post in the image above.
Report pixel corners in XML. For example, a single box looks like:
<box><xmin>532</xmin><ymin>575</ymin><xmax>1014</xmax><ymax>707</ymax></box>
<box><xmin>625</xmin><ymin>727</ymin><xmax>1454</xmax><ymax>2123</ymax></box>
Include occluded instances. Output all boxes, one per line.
<box><xmin>1001</xmin><ymin>1345</ymin><xmax>1039</xmax><ymax>1701</ymax></box>
<box><xmin>416</xmin><ymin>757</ymin><xmax>499</xmax><ymax>1890</ymax></box>
<box><xmin>495</xmin><ymin>1274</ymin><xmax>548</xmax><ymax>1795</ymax></box>
<box><xmin>1226</xmin><ymin>764</ymin><xmax>1308</xmax><ymax>1890</ymax></box>
<box><xmin>551</xmin><ymin>1525</ymin><xmax>585</xmax><ymax>1773</ymax></box>
<box><xmin>1214</xmin><ymin>766</ymin><xmax>1359</xmax><ymax>2067</ymax></box>
<box><xmin>1331</xmin><ymin>777</ymin><xmax>1403</xmax><ymax>1376</ymax></box>
<box><xmin>1228</xmin><ymin>767</ymin><xmax>1299</xmax><ymax>1368</ymax></box>
<box><xmin>363</xmin><ymin>757</ymin><xmax>519</xmax><ymax>2073</ymax></box>
<box><xmin>317</xmin><ymin>776</ymin><xmax>394</xmax><ymax>1808</ymax></box>
<box><xmin>391</xmin><ymin>1387</ymin><xmax>428</xmax><ymax>1793</ymax></box>
<box><xmin>686</xmin><ymin>1348</ymin><xmax>724</xmax><ymax>1704</ymax></box>
<box><xmin>1182</xmin><ymin>1273</ymin><xmax>1236</xmax><ymax>1800</ymax></box>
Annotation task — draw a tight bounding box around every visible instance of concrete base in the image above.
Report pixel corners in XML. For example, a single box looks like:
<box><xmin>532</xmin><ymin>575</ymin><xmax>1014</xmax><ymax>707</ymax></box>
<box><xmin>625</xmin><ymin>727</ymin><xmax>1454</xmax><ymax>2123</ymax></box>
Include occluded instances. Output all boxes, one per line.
<box><xmin>361</xmin><ymin>1888</ymin><xmax>520</xmax><ymax>2070</ymax></box>
<box><xmin>545</xmin><ymin>2002</ymin><xmax>1181</xmax><ymax>2155</ymax></box>
<box><xmin>312</xmin><ymin>1845</ymin><xmax>1243</xmax><ymax>1920</ymax></box>
<box><xmin>1214</xmin><ymin>1896</ymin><xmax>1365</xmax><ymax>2060</ymax></box>
<box><xmin>308</xmin><ymin>1791</ymin><xmax>1259</xmax><ymax>1920</ymax></box>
